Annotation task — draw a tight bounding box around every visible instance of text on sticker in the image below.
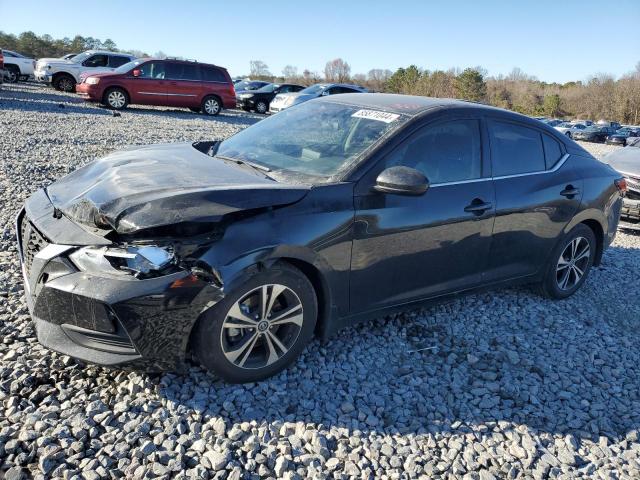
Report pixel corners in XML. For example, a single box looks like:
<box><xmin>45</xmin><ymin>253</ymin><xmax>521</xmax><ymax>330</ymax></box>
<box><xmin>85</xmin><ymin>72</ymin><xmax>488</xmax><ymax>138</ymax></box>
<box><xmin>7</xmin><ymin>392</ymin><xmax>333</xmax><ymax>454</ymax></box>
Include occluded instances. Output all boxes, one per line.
<box><xmin>352</xmin><ymin>109</ymin><xmax>400</xmax><ymax>123</ymax></box>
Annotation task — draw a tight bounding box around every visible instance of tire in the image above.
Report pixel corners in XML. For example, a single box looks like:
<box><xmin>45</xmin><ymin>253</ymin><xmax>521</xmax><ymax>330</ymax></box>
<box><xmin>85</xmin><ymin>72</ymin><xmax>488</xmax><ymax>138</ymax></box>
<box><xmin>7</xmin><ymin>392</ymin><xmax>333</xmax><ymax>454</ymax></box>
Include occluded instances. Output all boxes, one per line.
<box><xmin>539</xmin><ymin>224</ymin><xmax>596</xmax><ymax>299</ymax></box>
<box><xmin>189</xmin><ymin>107</ymin><xmax>201</xmax><ymax>113</ymax></box>
<box><xmin>53</xmin><ymin>74</ymin><xmax>76</xmax><ymax>92</ymax></box>
<box><xmin>103</xmin><ymin>88</ymin><xmax>129</xmax><ymax>110</ymax></box>
<box><xmin>201</xmin><ymin>96</ymin><xmax>221</xmax><ymax>116</ymax></box>
<box><xmin>255</xmin><ymin>100</ymin><xmax>268</xmax><ymax>114</ymax></box>
<box><xmin>5</xmin><ymin>65</ymin><xmax>19</xmax><ymax>83</ymax></box>
<box><xmin>193</xmin><ymin>263</ymin><xmax>317</xmax><ymax>383</ymax></box>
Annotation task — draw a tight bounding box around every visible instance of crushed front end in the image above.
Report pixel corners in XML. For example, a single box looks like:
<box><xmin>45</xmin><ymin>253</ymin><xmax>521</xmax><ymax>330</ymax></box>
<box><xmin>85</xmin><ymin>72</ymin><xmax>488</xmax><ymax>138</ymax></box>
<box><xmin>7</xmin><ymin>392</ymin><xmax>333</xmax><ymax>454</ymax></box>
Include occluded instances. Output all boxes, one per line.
<box><xmin>619</xmin><ymin>173</ymin><xmax>640</xmax><ymax>231</ymax></box>
<box><xmin>16</xmin><ymin>189</ymin><xmax>222</xmax><ymax>371</ymax></box>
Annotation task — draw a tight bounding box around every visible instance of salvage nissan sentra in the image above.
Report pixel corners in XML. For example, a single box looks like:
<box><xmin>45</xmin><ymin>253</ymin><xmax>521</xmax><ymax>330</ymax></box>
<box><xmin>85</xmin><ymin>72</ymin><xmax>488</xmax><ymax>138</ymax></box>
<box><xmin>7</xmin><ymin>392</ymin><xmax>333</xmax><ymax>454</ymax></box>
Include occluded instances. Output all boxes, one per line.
<box><xmin>17</xmin><ymin>94</ymin><xmax>625</xmax><ymax>383</ymax></box>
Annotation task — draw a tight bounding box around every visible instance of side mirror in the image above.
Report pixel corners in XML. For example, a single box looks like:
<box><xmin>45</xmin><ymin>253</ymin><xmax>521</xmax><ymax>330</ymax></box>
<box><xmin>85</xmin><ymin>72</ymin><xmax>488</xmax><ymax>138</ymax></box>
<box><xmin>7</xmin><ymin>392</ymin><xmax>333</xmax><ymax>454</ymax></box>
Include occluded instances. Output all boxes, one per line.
<box><xmin>132</xmin><ymin>69</ymin><xmax>141</xmax><ymax>77</ymax></box>
<box><xmin>373</xmin><ymin>166</ymin><xmax>429</xmax><ymax>195</ymax></box>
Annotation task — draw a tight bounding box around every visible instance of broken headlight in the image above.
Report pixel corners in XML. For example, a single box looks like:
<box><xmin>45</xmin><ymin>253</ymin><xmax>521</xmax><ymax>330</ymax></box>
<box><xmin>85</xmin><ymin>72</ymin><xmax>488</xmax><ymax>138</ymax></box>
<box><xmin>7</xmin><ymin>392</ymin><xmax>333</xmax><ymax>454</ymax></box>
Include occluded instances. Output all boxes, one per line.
<box><xmin>69</xmin><ymin>245</ymin><xmax>176</xmax><ymax>278</ymax></box>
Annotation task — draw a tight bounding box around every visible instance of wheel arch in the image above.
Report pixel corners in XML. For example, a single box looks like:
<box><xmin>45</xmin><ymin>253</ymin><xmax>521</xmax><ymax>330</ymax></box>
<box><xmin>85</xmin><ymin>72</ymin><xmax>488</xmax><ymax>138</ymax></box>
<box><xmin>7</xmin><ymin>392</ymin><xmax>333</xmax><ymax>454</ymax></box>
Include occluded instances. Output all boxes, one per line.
<box><xmin>563</xmin><ymin>209</ymin><xmax>607</xmax><ymax>266</ymax></box>
<box><xmin>102</xmin><ymin>85</ymin><xmax>130</xmax><ymax>104</ymax></box>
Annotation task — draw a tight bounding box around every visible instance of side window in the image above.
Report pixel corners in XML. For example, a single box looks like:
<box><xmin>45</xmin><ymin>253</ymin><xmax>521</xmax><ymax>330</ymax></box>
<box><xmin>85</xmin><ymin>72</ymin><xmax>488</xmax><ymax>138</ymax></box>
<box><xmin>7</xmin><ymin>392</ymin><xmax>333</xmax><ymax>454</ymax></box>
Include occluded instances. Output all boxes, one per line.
<box><xmin>138</xmin><ymin>61</ymin><xmax>165</xmax><ymax>79</ymax></box>
<box><xmin>292</xmin><ymin>85</ymin><xmax>304</xmax><ymax>92</ymax></box>
<box><xmin>83</xmin><ymin>55</ymin><xmax>108</xmax><ymax>67</ymax></box>
<box><xmin>386</xmin><ymin>119</ymin><xmax>483</xmax><ymax>184</ymax></box>
<box><xmin>542</xmin><ymin>134</ymin><xmax>563</xmax><ymax>169</ymax></box>
<box><xmin>278</xmin><ymin>85</ymin><xmax>291</xmax><ymax>93</ymax></box>
<box><xmin>109</xmin><ymin>56</ymin><xmax>130</xmax><ymax>68</ymax></box>
<box><xmin>489</xmin><ymin>121</ymin><xmax>545</xmax><ymax>176</ymax></box>
<box><xmin>201</xmin><ymin>66</ymin><xmax>225</xmax><ymax>82</ymax></box>
<box><xmin>166</xmin><ymin>63</ymin><xmax>199</xmax><ymax>80</ymax></box>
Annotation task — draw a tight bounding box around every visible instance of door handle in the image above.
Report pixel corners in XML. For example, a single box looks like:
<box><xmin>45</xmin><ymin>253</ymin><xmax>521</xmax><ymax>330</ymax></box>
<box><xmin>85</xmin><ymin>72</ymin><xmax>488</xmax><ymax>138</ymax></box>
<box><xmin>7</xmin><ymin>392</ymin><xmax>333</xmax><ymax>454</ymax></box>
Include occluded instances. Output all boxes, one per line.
<box><xmin>560</xmin><ymin>185</ymin><xmax>580</xmax><ymax>198</ymax></box>
<box><xmin>464</xmin><ymin>199</ymin><xmax>493</xmax><ymax>214</ymax></box>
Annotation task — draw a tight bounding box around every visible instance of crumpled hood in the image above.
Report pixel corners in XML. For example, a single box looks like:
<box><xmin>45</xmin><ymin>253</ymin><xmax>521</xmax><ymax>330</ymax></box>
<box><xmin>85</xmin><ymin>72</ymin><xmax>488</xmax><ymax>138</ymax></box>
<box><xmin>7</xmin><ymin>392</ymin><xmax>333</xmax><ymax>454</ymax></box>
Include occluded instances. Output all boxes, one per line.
<box><xmin>604</xmin><ymin>146</ymin><xmax>640</xmax><ymax>177</ymax></box>
<box><xmin>46</xmin><ymin>143</ymin><xmax>310</xmax><ymax>234</ymax></box>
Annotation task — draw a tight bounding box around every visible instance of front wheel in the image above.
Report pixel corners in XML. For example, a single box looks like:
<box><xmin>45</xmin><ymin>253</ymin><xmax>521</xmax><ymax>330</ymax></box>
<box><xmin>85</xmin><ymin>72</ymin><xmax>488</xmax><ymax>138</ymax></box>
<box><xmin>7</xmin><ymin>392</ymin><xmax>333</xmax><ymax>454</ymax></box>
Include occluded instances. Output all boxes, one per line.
<box><xmin>103</xmin><ymin>88</ymin><xmax>129</xmax><ymax>110</ymax></box>
<box><xmin>53</xmin><ymin>74</ymin><xmax>76</xmax><ymax>92</ymax></box>
<box><xmin>5</xmin><ymin>65</ymin><xmax>19</xmax><ymax>83</ymax></box>
<box><xmin>539</xmin><ymin>224</ymin><xmax>596</xmax><ymax>299</ymax></box>
<box><xmin>255</xmin><ymin>100</ymin><xmax>268</xmax><ymax>114</ymax></box>
<box><xmin>193</xmin><ymin>263</ymin><xmax>317</xmax><ymax>383</ymax></box>
<box><xmin>201</xmin><ymin>96</ymin><xmax>221</xmax><ymax>116</ymax></box>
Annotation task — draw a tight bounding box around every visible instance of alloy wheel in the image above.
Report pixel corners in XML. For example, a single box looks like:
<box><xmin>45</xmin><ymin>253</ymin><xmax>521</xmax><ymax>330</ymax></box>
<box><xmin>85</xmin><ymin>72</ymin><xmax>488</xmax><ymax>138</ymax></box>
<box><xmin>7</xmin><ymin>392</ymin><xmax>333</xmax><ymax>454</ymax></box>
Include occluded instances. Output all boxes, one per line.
<box><xmin>204</xmin><ymin>98</ymin><xmax>220</xmax><ymax>115</ymax></box>
<box><xmin>107</xmin><ymin>91</ymin><xmax>126</xmax><ymax>109</ymax></box>
<box><xmin>6</xmin><ymin>69</ymin><xmax>18</xmax><ymax>83</ymax></box>
<box><xmin>220</xmin><ymin>284</ymin><xmax>304</xmax><ymax>370</ymax></box>
<box><xmin>556</xmin><ymin>236</ymin><xmax>590</xmax><ymax>290</ymax></box>
<box><xmin>59</xmin><ymin>77</ymin><xmax>74</xmax><ymax>92</ymax></box>
<box><xmin>256</xmin><ymin>101</ymin><xmax>267</xmax><ymax>114</ymax></box>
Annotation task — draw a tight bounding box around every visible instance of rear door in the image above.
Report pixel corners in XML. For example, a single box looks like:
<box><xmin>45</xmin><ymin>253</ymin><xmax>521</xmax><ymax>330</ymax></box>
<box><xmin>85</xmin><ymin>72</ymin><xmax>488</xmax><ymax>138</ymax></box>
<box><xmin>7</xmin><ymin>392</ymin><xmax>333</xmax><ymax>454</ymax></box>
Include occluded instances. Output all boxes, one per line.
<box><xmin>128</xmin><ymin>60</ymin><xmax>167</xmax><ymax>105</ymax></box>
<box><xmin>165</xmin><ymin>62</ymin><xmax>202</xmax><ymax>107</ymax></box>
<box><xmin>483</xmin><ymin>119</ymin><xmax>582</xmax><ymax>281</ymax></box>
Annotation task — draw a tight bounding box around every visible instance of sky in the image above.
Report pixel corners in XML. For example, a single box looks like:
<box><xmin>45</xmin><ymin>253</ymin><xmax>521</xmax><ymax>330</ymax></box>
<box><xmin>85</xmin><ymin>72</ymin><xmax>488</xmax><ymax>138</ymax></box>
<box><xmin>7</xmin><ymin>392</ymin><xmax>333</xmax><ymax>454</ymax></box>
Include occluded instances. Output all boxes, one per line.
<box><xmin>1</xmin><ymin>0</ymin><xmax>638</xmax><ymax>83</ymax></box>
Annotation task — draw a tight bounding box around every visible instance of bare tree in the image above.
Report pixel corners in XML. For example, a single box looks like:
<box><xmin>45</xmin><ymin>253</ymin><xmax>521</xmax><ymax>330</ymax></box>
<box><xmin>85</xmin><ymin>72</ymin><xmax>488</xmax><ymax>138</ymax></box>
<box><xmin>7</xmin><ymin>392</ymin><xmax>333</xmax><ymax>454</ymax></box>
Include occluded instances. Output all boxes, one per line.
<box><xmin>249</xmin><ymin>60</ymin><xmax>271</xmax><ymax>78</ymax></box>
<box><xmin>282</xmin><ymin>65</ymin><xmax>298</xmax><ymax>81</ymax></box>
<box><xmin>324</xmin><ymin>58</ymin><xmax>351</xmax><ymax>83</ymax></box>
<box><xmin>367</xmin><ymin>68</ymin><xmax>393</xmax><ymax>91</ymax></box>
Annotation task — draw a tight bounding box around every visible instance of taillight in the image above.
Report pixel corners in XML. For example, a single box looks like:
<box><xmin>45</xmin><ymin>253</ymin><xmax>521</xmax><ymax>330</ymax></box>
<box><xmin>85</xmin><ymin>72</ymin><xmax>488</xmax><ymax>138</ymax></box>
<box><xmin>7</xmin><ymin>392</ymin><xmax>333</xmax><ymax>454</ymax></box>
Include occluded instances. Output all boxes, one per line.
<box><xmin>615</xmin><ymin>178</ymin><xmax>627</xmax><ymax>196</ymax></box>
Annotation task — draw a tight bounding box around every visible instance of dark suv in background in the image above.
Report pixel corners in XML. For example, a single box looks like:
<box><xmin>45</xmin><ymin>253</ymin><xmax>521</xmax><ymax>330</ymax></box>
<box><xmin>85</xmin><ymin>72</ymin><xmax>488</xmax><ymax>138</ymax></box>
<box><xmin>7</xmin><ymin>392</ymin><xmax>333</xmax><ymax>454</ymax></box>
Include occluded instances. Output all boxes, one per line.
<box><xmin>236</xmin><ymin>83</ymin><xmax>305</xmax><ymax>113</ymax></box>
<box><xmin>76</xmin><ymin>58</ymin><xmax>236</xmax><ymax>115</ymax></box>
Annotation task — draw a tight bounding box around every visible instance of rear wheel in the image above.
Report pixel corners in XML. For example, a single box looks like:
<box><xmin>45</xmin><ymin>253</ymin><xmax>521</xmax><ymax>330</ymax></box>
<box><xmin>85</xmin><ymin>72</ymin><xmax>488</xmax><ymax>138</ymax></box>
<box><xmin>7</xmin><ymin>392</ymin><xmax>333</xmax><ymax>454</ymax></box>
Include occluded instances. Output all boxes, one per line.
<box><xmin>103</xmin><ymin>88</ymin><xmax>129</xmax><ymax>110</ymax></box>
<box><xmin>539</xmin><ymin>224</ymin><xmax>596</xmax><ymax>299</ymax></box>
<box><xmin>53</xmin><ymin>74</ymin><xmax>76</xmax><ymax>92</ymax></box>
<box><xmin>193</xmin><ymin>263</ymin><xmax>317</xmax><ymax>383</ymax></box>
<box><xmin>5</xmin><ymin>65</ymin><xmax>19</xmax><ymax>83</ymax></box>
<box><xmin>201</xmin><ymin>96</ymin><xmax>221</xmax><ymax>116</ymax></box>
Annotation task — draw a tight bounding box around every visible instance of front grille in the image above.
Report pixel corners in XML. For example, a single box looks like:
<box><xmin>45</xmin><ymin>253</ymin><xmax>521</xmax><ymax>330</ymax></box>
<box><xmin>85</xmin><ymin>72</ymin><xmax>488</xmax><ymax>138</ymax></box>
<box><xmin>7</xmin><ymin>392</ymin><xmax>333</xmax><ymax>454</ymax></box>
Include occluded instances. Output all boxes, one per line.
<box><xmin>624</xmin><ymin>175</ymin><xmax>640</xmax><ymax>201</ymax></box>
<box><xmin>19</xmin><ymin>214</ymin><xmax>50</xmax><ymax>276</ymax></box>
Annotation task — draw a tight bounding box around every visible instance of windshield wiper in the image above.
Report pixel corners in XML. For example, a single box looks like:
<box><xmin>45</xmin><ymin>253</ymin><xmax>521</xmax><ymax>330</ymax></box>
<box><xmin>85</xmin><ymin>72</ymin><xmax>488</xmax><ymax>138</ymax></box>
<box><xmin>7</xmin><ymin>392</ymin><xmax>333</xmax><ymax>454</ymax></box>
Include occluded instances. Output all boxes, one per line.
<box><xmin>216</xmin><ymin>155</ymin><xmax>272</xmax><ymax>173</ymax></box>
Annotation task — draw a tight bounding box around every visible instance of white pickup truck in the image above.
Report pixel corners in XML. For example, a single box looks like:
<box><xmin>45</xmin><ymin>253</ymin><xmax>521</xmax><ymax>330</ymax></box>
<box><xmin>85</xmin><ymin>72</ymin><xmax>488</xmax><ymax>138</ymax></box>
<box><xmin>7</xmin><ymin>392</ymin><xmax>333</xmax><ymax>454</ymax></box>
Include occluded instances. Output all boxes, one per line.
<box><xmin>2</xmin><ymin>50</ymin><xmax>35</xmax><ymax>83</ymax></box>
<box><xmin>34</xmin><ymin>50</ymin><xmax>136</xmax><ymax>92</ymax></box>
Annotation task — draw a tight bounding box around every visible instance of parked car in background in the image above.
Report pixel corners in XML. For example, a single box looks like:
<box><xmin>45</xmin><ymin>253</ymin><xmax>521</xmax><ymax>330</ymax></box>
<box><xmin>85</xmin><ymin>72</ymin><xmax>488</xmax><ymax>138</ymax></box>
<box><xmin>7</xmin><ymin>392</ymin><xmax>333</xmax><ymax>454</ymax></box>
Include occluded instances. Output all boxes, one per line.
<box><xmin>35</xmin><ymin>50</ymin><xmax>136</xmax><ymax>92</ymax></box>
<box><xmin>606</xmin><ymin>128</ymin><xmax>639</xmax><ymax>146</ymax></box>
<box><xmin>236</xmin><ymin>83</ymin><xmax>305</xmax><ymax>114</ymax></box>
<box><xmin>17</xmin><ymin>94</ymin><xmax>625</xmax><ymax>382</ymax></box>
<box><xmin>554</xmin><ymin>122</ymin><xmax>586</xmax><ymax>138</ymax></box>
<box><xmin>597</xmin><ymin>120</ymin><xmax>622</xmax><ymax>130</ymax></box>
<box><xmin>2</xmin><ymin>49</ymin><xmax>35</xmax><ymax>83</ymax></box>
<box><xmin>234</xmin><ymin>80</ymin><xmax>270</xmax><ymax>94</ymax></box>
<box><xmin>604</xmin><ymin>143</ymin><xmax>640</xmax><ymax>229</ymax></box>
<box><xmin>573</xmin><ymin>125</ymin><xmax>618</xmax><ymax>143</ymax></box>
<box><xmin>269</xmin><ymin>83</ymin><xmax>367</xmax><ymax>113</ymax></box>
<box><xmin>573</xmin><ymin>119</ymin><xmax>593</xmax><ymax>126</ymax></box>
<box><xmin>76</xmin><ymin>58</ymin><xmax>235</xmax><ymax>115</ymax></box>
<box><xmin>541</xmin><ymin>118</ymin><xmax>564</xmax><ymax>127</ymax></box>
<box><xmin>0</xmin><ymin>49</ymin><xmax>4</xmax><ymax>88</ymax></box>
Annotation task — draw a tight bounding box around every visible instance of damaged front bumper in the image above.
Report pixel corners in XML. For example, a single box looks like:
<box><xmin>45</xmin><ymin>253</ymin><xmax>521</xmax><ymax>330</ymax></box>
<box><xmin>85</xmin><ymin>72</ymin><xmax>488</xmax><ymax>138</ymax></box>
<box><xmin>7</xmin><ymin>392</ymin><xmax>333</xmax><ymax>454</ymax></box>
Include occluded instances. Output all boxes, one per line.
<box><xmin>619</xmin><ymin>175</ymin><xmax>640</xmax><ymax>231</ymax></box>
<box><xmin>17</xmin><ymin>190</ymin><xmax>223</xmax><ymax>371</ymax></box>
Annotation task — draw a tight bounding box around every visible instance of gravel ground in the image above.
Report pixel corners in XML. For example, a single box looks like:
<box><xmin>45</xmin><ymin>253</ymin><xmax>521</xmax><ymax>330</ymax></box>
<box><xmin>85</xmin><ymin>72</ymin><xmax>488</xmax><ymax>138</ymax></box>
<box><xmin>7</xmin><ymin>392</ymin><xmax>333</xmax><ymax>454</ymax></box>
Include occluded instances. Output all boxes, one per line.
<box><xmin>1</xmin><ymin>83</ymin><xmax>639</xmax><ymax>480</ymax></box>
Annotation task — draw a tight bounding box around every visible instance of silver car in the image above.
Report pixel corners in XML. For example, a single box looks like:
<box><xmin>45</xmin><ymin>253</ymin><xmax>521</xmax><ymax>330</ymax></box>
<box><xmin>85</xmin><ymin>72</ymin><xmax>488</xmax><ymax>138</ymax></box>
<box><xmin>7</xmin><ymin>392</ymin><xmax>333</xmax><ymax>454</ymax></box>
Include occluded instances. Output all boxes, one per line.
<box><xmin>269</xmin><ymin>83</ymin><xmax>367</xmax><ymax>113</ymax></box>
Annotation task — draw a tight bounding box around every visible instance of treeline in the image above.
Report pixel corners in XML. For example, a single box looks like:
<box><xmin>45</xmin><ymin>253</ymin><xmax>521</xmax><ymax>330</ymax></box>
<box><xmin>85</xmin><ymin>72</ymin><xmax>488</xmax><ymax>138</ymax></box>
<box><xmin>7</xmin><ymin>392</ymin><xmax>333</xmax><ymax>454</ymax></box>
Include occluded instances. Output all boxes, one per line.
<box><xmin>0</xmin><ymin>31</ymin><xmax>147</xmax><ymax>60</ymax></box>
<box><xmin>2</xmin><ymin>31</ymin><xmax>638</xmax><ymax>124</ymax></box>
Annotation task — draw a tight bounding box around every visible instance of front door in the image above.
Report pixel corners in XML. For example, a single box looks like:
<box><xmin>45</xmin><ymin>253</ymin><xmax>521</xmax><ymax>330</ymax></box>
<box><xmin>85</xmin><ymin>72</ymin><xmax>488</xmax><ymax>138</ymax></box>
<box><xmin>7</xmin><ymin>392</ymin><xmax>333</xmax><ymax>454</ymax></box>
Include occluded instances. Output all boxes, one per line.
<box><xmin>350</xmin><ymin>116</ymin><xmax>495</xmax><ymax>313</ymax></box>
<box><xmin>128</xmin><ymin>61</ymin><xmax>167</xmax><ymax>105</ymax></box>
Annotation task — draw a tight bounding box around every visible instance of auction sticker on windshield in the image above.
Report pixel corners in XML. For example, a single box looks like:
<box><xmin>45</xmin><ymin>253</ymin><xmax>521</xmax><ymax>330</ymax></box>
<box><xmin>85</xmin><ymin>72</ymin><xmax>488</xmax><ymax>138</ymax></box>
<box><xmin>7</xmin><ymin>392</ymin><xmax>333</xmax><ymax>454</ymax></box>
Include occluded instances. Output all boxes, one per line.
<box><xmin>352</xmin><ymin>109</ymin><xmax>400</xmax><ymax>123</ymax></box>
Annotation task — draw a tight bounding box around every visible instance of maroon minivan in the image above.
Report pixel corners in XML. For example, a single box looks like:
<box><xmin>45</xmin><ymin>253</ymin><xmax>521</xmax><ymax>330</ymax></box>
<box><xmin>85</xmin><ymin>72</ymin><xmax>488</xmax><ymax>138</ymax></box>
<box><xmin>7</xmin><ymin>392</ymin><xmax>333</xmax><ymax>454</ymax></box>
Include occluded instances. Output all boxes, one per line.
<box><xmin>76</xmin><ymin>58</ymin><xmax>236</xmax><ymax>115</ymax></box>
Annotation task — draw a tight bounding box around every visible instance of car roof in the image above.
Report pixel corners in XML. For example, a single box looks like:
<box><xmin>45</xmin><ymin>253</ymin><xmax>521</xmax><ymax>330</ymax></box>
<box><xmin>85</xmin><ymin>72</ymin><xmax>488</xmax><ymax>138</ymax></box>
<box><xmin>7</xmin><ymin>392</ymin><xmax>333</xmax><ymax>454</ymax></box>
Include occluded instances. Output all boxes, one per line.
<box><xmin>136</xmin><ymin>57</ymin><xmax>228</xmax><ymax>70</ymax></box>
<box><xmin>84</xmin><ymin>50</ymin><xmax>135</xmax><ymax>57</ymax></box>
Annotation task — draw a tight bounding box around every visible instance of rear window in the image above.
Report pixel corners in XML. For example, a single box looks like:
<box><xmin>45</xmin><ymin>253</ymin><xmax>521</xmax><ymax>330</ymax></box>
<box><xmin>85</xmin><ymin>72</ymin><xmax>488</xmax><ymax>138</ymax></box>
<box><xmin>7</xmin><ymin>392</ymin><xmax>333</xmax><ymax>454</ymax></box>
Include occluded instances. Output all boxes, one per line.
<box><xmin>201</xmin><ymin>66</ymin><xmax>226</xmax><ymax>83</ymax></box>
<box><xmin>489</xmin><ymin>121</ymin><xmax>545</xmax><ymax>176</ymax></box>
<box><xmin>542</xmin><ymin>134</ymin><xmax>563</xmax><ymax>169</ymax></box>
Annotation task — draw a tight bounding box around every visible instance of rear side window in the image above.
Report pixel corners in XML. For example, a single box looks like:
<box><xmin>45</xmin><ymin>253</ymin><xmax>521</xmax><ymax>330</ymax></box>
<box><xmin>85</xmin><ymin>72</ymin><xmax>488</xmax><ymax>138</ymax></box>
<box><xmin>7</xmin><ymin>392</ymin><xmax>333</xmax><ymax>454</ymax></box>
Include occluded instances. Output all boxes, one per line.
<box><xmin>542</xmin><ymin>134</ymin><xmax>563</xmax><ymax>169</ymax></box>
<box><xmin>489</xmin><ymin>121</ymin><xmax>545</xmax><ymax>176</ymax></box>
<box><xmin>166</xmin><ymin>62</ymin><xmax>199</xmax><ymax>80</ymax></box>
<box><xmin>386</xmin><ymin>119</ymin><xmax>483</xmax><ymax>184</ymax></box>
<box><xmin>201</xmin><ymin>66</ymin><xmax>226</xmax><ymax>82</ymax></box>
<box><xmin>109</xmin><ymin>56</ymin><xmax>131</xmax><ymax>68</ymax></box>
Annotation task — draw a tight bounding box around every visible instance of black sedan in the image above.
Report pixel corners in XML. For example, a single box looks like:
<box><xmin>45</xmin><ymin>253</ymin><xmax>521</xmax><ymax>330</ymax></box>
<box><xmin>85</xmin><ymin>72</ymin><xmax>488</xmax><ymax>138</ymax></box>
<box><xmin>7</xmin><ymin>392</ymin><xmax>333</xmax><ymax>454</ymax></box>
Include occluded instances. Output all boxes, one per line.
<box><xmin>573</xmin><ymin>125</ymin><xmax>618</xmax><ymax>143</ymax></box>
<box><xmin>606</xmin><ymin>128</ymin><xmax>639</xmax><ymax>146</ymax></box>
<box><xmin>17</xmin><ymin>94</ymin><xmax>624</xmax><ymax>383</ymax></box>
<box><xmin>236</xmin><ymin>83</ymin><xmax>305</xmax><ymax>114</ymax></box>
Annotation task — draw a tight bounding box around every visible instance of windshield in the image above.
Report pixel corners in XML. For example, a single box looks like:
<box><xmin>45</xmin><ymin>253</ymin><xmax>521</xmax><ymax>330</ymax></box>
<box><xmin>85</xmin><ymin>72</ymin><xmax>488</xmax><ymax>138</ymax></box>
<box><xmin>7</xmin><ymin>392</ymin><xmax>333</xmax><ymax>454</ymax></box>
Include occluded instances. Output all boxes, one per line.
<box><xmin>236</xmin><ymin>81</ymin><xmax>267</xmax><ymax>91</ymax></box>
<box><xmin>216</xmin><ymin>101</ymin><xmax>406</xmax><ymax>180</ymax></box>
<box><xmin>299</xmin><ymin>84</ymin><xmax>326</xmax><ymax>95</ymax></box>
<box><xmin>256</xmin><ymin>83</ymin><xmax>278</xmax><ymax>93</ymax></box>
<box><xmin>115</xmin><ymin>59</ymin><xmax>144</xmax><ymax>74</ymax></box>
<box><xmin>71</xmin><ymin>52</ymin><xmax>92</xmax><ymax>64</ymax></box>
<box><xmin>557</xmin><ymin>122</ymin><xmax>572</xmax><ymax>128</ymax></box>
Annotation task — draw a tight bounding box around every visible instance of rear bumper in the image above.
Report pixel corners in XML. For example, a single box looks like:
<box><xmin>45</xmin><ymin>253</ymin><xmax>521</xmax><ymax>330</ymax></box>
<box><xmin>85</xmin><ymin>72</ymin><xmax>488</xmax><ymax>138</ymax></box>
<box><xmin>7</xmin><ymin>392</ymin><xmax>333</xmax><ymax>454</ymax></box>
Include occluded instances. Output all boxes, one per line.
<box><xmin>17</xmin><ymin>190</ymin><xmax>224</xmax><ymax>371</ymax></box>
